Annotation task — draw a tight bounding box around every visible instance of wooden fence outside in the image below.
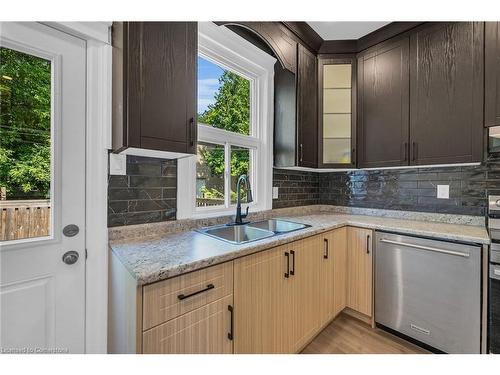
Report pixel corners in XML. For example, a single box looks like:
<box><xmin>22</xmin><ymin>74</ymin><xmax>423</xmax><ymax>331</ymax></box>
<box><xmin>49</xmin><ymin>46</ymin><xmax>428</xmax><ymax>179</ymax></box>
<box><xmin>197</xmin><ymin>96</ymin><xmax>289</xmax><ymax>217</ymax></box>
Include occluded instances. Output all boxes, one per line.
<box><xmin>196</xmin><ymin>198</ymin><xmax>225</xmax><ymax>207</ymax></box>
<box><xmin>0</xmin><ymin>200</ymin><xmax>51</xmax><ymax>241</ymax></box>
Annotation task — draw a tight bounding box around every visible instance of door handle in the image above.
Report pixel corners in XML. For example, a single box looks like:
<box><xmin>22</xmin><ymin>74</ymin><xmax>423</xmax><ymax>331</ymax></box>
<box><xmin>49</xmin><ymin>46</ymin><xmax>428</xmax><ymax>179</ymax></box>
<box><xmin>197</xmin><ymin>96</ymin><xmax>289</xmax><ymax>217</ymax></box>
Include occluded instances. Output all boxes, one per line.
<box><xmin>379</xmin><ymin>238</ymin><xmax>470</xmax><ymax>258</ymax></box>
<box><xmin>284</xmin><ymin>252</ymin><xmax>290</xmax><ymax>278</ymax></box>
<box><xmin>227</xmin><ymin>305</ymin><xmax>234</xmax><ymax>340</ymax></box>
<box><xmin>189</xmin><ymin>117</ymin><xmax>195</xmax><ymax>147</ymax></box>
<box><xmin>366</xmin><ymin>234</ymin><xmax>371</xmax><ymax>254</ymax></box>
<box><xmin>323</xmin><ymin>238</ymin><xmax>329</xmax><ymax>259</ymax></box>
<box><xmin>177</xmin><ymin>284</ymin><xmax>215</xmax><ymax>300</ymax></box>
<box><xmin>62</xmin><ymin>251</ymin><xmax>79</xmax><ymax>265</ymax></box>
<box><xmin>299</xmin><ymin>144</ymin><xmax>304</xmax><ymax>163</ymax></box>
<box><xmin>290</xmin><ymin>250</ymin><xmax>295</xmax><ymax>276</ymax></box>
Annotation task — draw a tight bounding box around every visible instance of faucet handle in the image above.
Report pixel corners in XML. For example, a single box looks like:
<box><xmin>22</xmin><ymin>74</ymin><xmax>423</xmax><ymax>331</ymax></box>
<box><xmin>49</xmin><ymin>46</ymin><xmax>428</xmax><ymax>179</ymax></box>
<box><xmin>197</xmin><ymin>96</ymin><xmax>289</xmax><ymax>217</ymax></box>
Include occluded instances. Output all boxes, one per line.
<box><xmin>241</xmin><ymin>206</ymin><xmax>249</xmax><ymax>219</ymax></box>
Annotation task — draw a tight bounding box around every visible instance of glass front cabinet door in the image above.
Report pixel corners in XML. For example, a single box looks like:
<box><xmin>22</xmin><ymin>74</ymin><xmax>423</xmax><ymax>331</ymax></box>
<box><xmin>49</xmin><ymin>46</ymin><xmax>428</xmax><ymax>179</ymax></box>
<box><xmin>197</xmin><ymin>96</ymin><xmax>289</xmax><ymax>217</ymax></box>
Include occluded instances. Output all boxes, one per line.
<box><xmin>318</xmin><ymin>57</ymin><xmax>356</xmax><ymax>167</ymax></box>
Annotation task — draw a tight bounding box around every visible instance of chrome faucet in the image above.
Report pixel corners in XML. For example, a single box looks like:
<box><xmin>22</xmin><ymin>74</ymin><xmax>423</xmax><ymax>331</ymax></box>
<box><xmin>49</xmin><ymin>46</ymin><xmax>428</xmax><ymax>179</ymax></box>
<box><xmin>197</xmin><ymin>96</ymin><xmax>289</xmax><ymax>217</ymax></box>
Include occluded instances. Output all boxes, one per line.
<box><xmin>229</xmin><ymin>174</ymin><xmax>253</xmax><ymax>226</ymax></box>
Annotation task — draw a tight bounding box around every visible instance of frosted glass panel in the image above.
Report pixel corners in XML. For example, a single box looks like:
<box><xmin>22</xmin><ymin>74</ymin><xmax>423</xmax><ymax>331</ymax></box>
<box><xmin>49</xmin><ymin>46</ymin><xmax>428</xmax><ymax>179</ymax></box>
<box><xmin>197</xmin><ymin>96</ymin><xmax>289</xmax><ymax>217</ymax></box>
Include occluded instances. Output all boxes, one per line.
<box><xmin>324</xmin><ymin>88</ymin><xmax>351</xmax><ymax>113</ymax></box>
<box><xmin>324</xmin><ymin>114</ymin><xmax>351</xmax><ymax>138</ymax></box>
<box><xmin>323</xmin><ymin>64</ymin><xmax>351</xmax><ymax>88</ymax></box>
<box><xmin>323</xmin><ymin>138</ymin><xmax>351</xmax><ymax>164</ymax></box>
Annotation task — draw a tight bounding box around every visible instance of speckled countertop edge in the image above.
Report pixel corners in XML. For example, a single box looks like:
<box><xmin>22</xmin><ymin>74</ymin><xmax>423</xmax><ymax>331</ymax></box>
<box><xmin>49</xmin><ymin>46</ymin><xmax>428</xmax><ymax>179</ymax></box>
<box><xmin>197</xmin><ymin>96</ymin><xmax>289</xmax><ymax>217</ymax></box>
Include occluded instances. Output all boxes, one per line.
<box><xmin>109</xmin><ymin>212</ymin><xmax>490</xmax><ymax>286</ymax></box>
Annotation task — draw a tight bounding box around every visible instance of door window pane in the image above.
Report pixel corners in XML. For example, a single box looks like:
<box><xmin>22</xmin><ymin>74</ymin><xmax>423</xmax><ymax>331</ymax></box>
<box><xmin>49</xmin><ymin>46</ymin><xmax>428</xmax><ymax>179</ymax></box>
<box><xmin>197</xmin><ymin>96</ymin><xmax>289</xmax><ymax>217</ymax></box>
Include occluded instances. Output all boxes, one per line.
<box><xmin>230</xmin><ymin>146</ymin><xmax>251</xmax><ymax>204</ymax></box>
<box><xmin>197</xmin><ymin>56</ymin><xmax>251</xmax><ymax>136</ymax></box>
<box><xmin>196</xmin><ymin>142</ymin><xmax>225</xmax><ymax>208</ymax></box>
<box><xmin>0</xmin><ymin>47</ymin><xmax>52</xmax><ymax>241</ymax></box>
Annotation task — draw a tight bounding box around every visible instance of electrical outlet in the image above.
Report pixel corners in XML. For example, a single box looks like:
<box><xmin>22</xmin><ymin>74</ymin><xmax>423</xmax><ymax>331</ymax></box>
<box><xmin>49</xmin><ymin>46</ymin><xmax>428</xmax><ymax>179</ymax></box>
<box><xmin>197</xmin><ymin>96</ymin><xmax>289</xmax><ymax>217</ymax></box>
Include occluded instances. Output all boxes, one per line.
<box><xmin>437</xmin><ymin>184</ymin><xmax>449</xmax><ymax>199</ymax></box>
<box><xmin>272</xmin><ymin>187</ymin><xmax>279</xmax><ymax>199</ymax></box>
<box><xmin>109</xmin><ymin>153</ymin><xmax>127</xmax><ymax>175</ymax></box>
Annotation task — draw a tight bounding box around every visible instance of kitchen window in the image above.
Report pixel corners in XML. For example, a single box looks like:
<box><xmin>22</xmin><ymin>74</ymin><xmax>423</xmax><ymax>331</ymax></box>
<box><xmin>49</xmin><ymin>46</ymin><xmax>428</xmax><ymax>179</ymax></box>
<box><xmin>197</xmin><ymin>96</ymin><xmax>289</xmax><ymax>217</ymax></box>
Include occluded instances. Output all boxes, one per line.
<box><xmin>177</xmin><ymin>22</ymin><xmax>275</xmax><ymax>219</ymax></box>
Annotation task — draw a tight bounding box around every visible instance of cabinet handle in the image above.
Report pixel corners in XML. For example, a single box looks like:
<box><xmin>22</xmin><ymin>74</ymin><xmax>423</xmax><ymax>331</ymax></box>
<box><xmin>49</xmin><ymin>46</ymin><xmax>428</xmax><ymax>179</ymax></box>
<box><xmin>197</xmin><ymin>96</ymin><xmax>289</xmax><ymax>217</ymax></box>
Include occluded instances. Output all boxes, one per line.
<box><xmin>299</xmin><ymin>144</ymin><xmax>304</xmax><ymax>163</ymax></box>
<box><xmin>366</xmin><ymin>234</ymin><xmax>371</xmax><ymax>254</ymax></box>
<box><xmin>352</xmin><ymin>148</ymin><xmax>356</xmax><ymax>165</ymax></box>
<box><xmin>412</xmin><ymin>142</ymin><xmax>416</xmax><ymax>162</ymax></box>
<box><xmin>290</xmin><ymin>250</ymin><xmax>295</xmax><ymax>276</ymax></box>
<box><xmin>284</xmin><ymin>252</ymin><xmax>290</xmax><ymax>278</ymax></box>
<box><xmin>177</xmin><ymin>283</ymin><xmax>214</xmax><ymax>300</ymax></box>
<box><xmin>403</xmin><ymin>142</ymin><xmax>408</xmax><ymax>161</ymax></box>
<box><xmin>189</xmin><ymin>117</ymin><xmax>195</xmax><ymax>147</ymax></box>
<box><xmin>323</xmin><ymin>238</ymin><xmax>329</xmax><ymax>259</ymax></box>
<box><xmin>227</xmin><ymin>305</ymin><xmax>234</xmax><ymax>341</ymax></box>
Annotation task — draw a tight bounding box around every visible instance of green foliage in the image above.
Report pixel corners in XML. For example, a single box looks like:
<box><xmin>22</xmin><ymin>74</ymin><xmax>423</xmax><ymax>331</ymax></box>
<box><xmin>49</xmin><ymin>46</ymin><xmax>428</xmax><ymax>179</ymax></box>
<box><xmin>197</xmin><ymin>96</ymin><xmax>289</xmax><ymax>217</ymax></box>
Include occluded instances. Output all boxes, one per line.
<box><xmin>0</xmin><ymin>47</ymin><xmax>51</xmax><ymax>199</ymax></box>
<box><xmin>200</xmin><ymin>186</ymin><xmax>224</xmax><ymax>200</ymax></box>
<box><xmin>198</xmin><ymin>71</ymin><xmax>250</xmax><ymax>181</ymax></box>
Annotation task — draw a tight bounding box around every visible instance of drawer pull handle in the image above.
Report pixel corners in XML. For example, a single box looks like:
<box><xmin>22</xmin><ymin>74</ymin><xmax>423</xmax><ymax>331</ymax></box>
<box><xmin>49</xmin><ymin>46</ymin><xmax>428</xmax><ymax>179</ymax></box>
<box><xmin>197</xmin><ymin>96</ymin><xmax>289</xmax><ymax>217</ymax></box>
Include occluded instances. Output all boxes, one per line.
<box><xmin>228</xmin><ymin>305</ymin><xmax>234</xmax><ymax>341</ymax></box>
<box><xmin>379</xmin><ymin>238</ymin><xmax>470</xmax><ymax>258</ymax></box>
<box><xmin>324</xmin><ymin>238</ymin><xmax>329</xmax><ymax>259</ymax></box>
<box><xmin>290</xmin><ymin>250</ymin><xmax>295</xmax><ymax>276</ymax></box>
<box><xmin>177</xmin><ymin>283</ymin><xmax>215</xmax><ymax>300</ymax></box>
<box><xmin>284</xmin><ymin>252</ymin><xmax>290</xmax><ymax>278</ymax></box>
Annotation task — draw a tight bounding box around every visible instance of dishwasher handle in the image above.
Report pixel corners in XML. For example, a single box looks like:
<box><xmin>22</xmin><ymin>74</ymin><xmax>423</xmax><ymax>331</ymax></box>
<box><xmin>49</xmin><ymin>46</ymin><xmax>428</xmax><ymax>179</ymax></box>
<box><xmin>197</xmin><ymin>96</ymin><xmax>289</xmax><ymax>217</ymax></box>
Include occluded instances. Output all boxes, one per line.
<box><xmin>379</xmin><ymin>238</ymin><xmax>470</xmax><ymax>258</ymax></box>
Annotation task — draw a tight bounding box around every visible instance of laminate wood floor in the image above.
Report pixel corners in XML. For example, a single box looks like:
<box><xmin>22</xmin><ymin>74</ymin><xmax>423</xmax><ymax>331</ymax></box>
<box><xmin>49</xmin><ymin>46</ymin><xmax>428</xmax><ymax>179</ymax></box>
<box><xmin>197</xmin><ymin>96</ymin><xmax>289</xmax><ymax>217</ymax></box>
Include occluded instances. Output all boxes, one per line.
<box><xmin>301</xmin><ymin>313</ymin><xmax>429</xmax><ymax>354</ymax></box>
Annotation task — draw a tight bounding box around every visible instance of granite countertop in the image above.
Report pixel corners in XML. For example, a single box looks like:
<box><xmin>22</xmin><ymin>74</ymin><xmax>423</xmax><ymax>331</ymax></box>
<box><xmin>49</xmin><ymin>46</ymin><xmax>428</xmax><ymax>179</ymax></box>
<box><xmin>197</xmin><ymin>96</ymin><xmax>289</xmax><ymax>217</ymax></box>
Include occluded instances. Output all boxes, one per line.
<box><xmin>109</xmin><ymin>213</ymin><xmax>490</xmax><ymax>286</ymax></box>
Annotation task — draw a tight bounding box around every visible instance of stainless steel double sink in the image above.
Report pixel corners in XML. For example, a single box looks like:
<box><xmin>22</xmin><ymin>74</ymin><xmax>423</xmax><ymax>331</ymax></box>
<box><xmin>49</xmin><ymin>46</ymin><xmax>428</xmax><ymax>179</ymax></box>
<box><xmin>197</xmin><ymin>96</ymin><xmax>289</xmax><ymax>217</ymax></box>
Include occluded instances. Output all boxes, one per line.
<box><xmin>197</xmin><ymin>219</ymin><xmax>310</xmax><ymax>244</ymax></box>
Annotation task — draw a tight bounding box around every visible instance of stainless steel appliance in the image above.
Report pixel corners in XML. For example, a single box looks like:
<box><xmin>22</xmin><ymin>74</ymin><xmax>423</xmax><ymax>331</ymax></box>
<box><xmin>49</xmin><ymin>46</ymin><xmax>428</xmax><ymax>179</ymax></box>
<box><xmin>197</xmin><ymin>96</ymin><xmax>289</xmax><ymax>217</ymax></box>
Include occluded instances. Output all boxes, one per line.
<box><xmin>488</xmin><ymin>196</ymin><xmax>500</xmax><ymax>353</ymax></box>
<box><xmin>375</xmin><ymin>231</ymin><xmax>482</xmax><ymax>353</ymax></box>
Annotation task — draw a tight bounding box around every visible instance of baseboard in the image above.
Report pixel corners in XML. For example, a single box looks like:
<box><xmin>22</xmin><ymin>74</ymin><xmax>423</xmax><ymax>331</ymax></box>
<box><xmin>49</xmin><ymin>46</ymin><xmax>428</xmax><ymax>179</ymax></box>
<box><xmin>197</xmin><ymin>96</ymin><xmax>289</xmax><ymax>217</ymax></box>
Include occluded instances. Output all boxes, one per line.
<box><xmin>342</xmin><ymin>307</ymin><xmax>373</xmax><ymax>326</ymax></box>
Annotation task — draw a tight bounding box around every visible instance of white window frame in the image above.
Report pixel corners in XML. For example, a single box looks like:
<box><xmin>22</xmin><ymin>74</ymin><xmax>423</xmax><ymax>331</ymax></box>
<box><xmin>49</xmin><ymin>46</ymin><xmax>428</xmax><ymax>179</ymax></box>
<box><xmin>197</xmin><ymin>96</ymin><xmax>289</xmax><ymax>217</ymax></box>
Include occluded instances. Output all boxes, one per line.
<box><xmin>177</xmin><ymin>22</ymin><xmax>276</xmax><ymax>219</ymax></box>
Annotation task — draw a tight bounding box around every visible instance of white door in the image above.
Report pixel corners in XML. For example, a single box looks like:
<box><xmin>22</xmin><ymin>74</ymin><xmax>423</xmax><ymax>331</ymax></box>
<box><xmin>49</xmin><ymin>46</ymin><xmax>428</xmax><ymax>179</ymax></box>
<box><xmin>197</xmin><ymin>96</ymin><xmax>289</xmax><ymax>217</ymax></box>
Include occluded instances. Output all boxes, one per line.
<box><xmin>0</xmin><ymin>22</ymin><xmax>86</xmax><ymax>353</ymax></box>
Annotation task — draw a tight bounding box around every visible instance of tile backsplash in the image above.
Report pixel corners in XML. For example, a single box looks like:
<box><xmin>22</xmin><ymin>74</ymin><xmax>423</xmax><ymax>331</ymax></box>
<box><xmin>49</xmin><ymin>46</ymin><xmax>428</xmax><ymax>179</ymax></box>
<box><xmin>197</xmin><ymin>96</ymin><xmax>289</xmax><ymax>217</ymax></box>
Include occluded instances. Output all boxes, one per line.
<box><xmin>108</xmin><ymin>155</ymin><xmax>500</xmax><ymax>227</ymax></box>
<box><xmin>108</xmin><ymin>155</ymin><xmax>177</xmax><ymax>227</ymax></box>
<box><xmin>272</xmin><ymin>169</ymin><xmax>320</xmax><ymax>208</ymax></box>
<box><xmin>319</xmin><ymin>157</ymin><xmax>500</xmax><ymax>217</ymax></box>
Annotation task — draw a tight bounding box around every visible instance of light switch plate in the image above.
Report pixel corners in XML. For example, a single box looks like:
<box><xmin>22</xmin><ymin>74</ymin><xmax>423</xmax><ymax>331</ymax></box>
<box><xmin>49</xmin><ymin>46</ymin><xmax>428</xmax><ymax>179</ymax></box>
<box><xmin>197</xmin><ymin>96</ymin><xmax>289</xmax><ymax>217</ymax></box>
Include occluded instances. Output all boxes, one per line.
<box><xmin>272</xmin><ymin>187</ymin><xmax>279</xmax><ymax>199</ymax></box>
<box><xmin>109</xmin><ymin>153</ymin><xmax>127</xmax><ymax>175</ymax></box>
<box><xmin>437</xmin><ymin>184</ymin><xmax>449</xmax><ymax>199</ymax></box>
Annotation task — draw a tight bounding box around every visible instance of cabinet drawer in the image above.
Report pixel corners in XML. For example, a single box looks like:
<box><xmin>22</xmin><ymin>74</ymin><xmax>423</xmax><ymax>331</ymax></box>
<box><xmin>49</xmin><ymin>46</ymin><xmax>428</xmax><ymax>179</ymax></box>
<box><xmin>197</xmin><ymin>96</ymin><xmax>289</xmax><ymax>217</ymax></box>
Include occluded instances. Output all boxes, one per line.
<box><xmin>143</xmin><ymin>262</ymin><xmax>233</xmax><ymax>330</ymax></box>
<box><xmin>142</xmin><ymin>294</ymin><xmax>234</xmax><ymax>354</ymax></box>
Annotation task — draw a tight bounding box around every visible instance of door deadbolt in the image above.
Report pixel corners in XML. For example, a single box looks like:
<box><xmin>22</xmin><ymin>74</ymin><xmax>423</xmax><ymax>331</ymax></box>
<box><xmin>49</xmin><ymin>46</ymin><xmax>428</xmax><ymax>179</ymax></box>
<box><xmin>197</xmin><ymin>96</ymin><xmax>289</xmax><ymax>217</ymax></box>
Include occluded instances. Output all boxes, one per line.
<box><xmin>63</xmin><ymin>224</ymin><xmax>79</xmax><ymax>237</ymax></box>
<box><xmin>62</xmin><ymin>251</ymin><xmax>79</xmax><ymax>265</ymax></box>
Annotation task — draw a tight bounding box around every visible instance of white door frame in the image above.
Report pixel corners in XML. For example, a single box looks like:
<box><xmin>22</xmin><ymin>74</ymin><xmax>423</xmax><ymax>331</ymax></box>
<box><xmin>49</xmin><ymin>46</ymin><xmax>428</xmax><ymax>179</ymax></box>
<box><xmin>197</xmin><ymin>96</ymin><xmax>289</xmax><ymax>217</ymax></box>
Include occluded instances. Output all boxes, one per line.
<box><xmin>45</xmin><ymin>22</ymin><xmax>112</xmax><ymax>353</ymax></box>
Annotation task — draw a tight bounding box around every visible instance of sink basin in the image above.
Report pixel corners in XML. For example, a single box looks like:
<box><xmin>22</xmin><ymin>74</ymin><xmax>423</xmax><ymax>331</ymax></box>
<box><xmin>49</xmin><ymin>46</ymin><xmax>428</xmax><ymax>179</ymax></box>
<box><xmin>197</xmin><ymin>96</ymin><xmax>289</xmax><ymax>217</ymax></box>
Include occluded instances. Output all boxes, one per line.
<box><xmin>247</xmin><ymin>219</ymin><xmax>310</xmax><ymax>234</ymax></box>
<box><xmin>198</xmin><ymin>224</ymin><xmax>275</xmax><ymax>244</ymax></box>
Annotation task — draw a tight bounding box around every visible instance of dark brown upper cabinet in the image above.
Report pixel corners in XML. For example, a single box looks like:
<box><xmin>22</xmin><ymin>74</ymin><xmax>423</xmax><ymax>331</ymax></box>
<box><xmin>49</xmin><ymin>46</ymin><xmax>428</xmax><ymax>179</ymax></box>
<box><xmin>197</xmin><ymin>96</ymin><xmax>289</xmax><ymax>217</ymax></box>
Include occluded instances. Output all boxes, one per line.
<box><xmin>409</xmin><ymin>22</ymin><xmax>484</xmax><ymax>165</ymax></box>
<box><xmin>485</xmin><ymin>22</ymin><xmax>500</xmax><ymax>128</ymax></box>
<box><xmin>274</xmin><ymin>43</ymin><xmax>318</xmax><ymax>168</ymax></box>
<box><xmin>357</xmin><ymin>36</ymin><xmax>409</xmax><ymax>168</ymax></box>
<box><xmin>112</xmin><ymin>22</ymin><xmax>198</xmax><ymax>155</ymax></box>
<box><xmin>296</xmin><ymin>44</ymin><xmax>318</xmax><ymax>168</ymax></box>
<box><xmin>318</xmin><ymin>55</ymin><xmax>356</xmax><ymax>168</ymax></box>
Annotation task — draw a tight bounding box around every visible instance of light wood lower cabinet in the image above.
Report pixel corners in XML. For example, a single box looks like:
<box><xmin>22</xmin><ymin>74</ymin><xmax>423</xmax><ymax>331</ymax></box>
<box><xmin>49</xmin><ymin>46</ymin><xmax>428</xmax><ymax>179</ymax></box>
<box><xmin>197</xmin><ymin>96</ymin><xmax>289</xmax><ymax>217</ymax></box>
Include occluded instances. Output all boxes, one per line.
<box><xmin>233</xmin><ymin>244</ymin><xmax>290</xmax><ymax>353</ymax></box>
<box><xmin>290</xmin><ymin>236</ymin><xmax>321</xmax><ymax>351</ymax></box>
<box><xmin>234</xmin><ymin>232</ymin><xmax>343</xmax><ymax>353</ymax></box>
<box><xmin>347</xmin><ymin>226</ymin><xmax>373</xmax><ymax>317</ymax></box>
<box><xmin>109</xmin><ymin>226</ymin><xmax>373</xmax><ymax>354</ymax></box>
<box><xmin>319</xmin><ymin>227</ymin><xmax>348</xmax><ymax>328</ymax></box>
<box><xmin>332</xmin><ymin>227</ymin><xmax>348</xmax><ymax>316</ymax></box>
<box><xmin>142</xmin><ymin>294</ymin><xmax>234</xmax><ymax>354</ymax></box>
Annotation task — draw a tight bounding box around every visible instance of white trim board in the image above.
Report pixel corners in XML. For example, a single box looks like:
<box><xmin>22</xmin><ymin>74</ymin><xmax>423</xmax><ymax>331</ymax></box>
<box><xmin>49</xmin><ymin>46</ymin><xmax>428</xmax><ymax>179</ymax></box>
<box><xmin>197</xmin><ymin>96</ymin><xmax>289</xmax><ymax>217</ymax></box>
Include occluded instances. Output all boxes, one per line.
<box><xmin>177</xmin><ymin>22</ymin><xmax>276</xmax><ymax>220</ymax></box>
<box><xmin>44</xmin><ymin>22</ymin><xmax>112</xmax><ymax>44</ymax></box>
<box><xmin>84</xmin><ymin>39</ymin><xmax>112</xmax><ymax>354</ymax></box>
<box><xmin>48</xmin><ymin>22</ymin><xmax>111</xmax><ymax>354</ymax></box>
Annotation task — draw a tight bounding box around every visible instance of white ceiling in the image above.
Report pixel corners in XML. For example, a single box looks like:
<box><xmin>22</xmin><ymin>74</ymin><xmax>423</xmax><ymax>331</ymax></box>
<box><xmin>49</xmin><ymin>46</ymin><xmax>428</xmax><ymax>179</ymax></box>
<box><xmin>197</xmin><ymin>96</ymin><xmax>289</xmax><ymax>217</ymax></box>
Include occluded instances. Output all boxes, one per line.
<box><xmin>307</xmin><ymin>22</ymin><xmax>391</xmax><ymax>40</ymax></box>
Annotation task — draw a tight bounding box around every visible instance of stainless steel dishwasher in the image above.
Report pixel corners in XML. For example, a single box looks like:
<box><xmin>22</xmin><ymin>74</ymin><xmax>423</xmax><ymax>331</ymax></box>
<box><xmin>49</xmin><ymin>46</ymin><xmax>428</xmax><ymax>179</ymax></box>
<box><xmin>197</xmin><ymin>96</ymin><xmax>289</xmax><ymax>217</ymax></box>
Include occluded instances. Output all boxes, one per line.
<box><xmin>375</xmin><ymin>231</ymin><xmax>482</xmax><ymax>353</ymax></box>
